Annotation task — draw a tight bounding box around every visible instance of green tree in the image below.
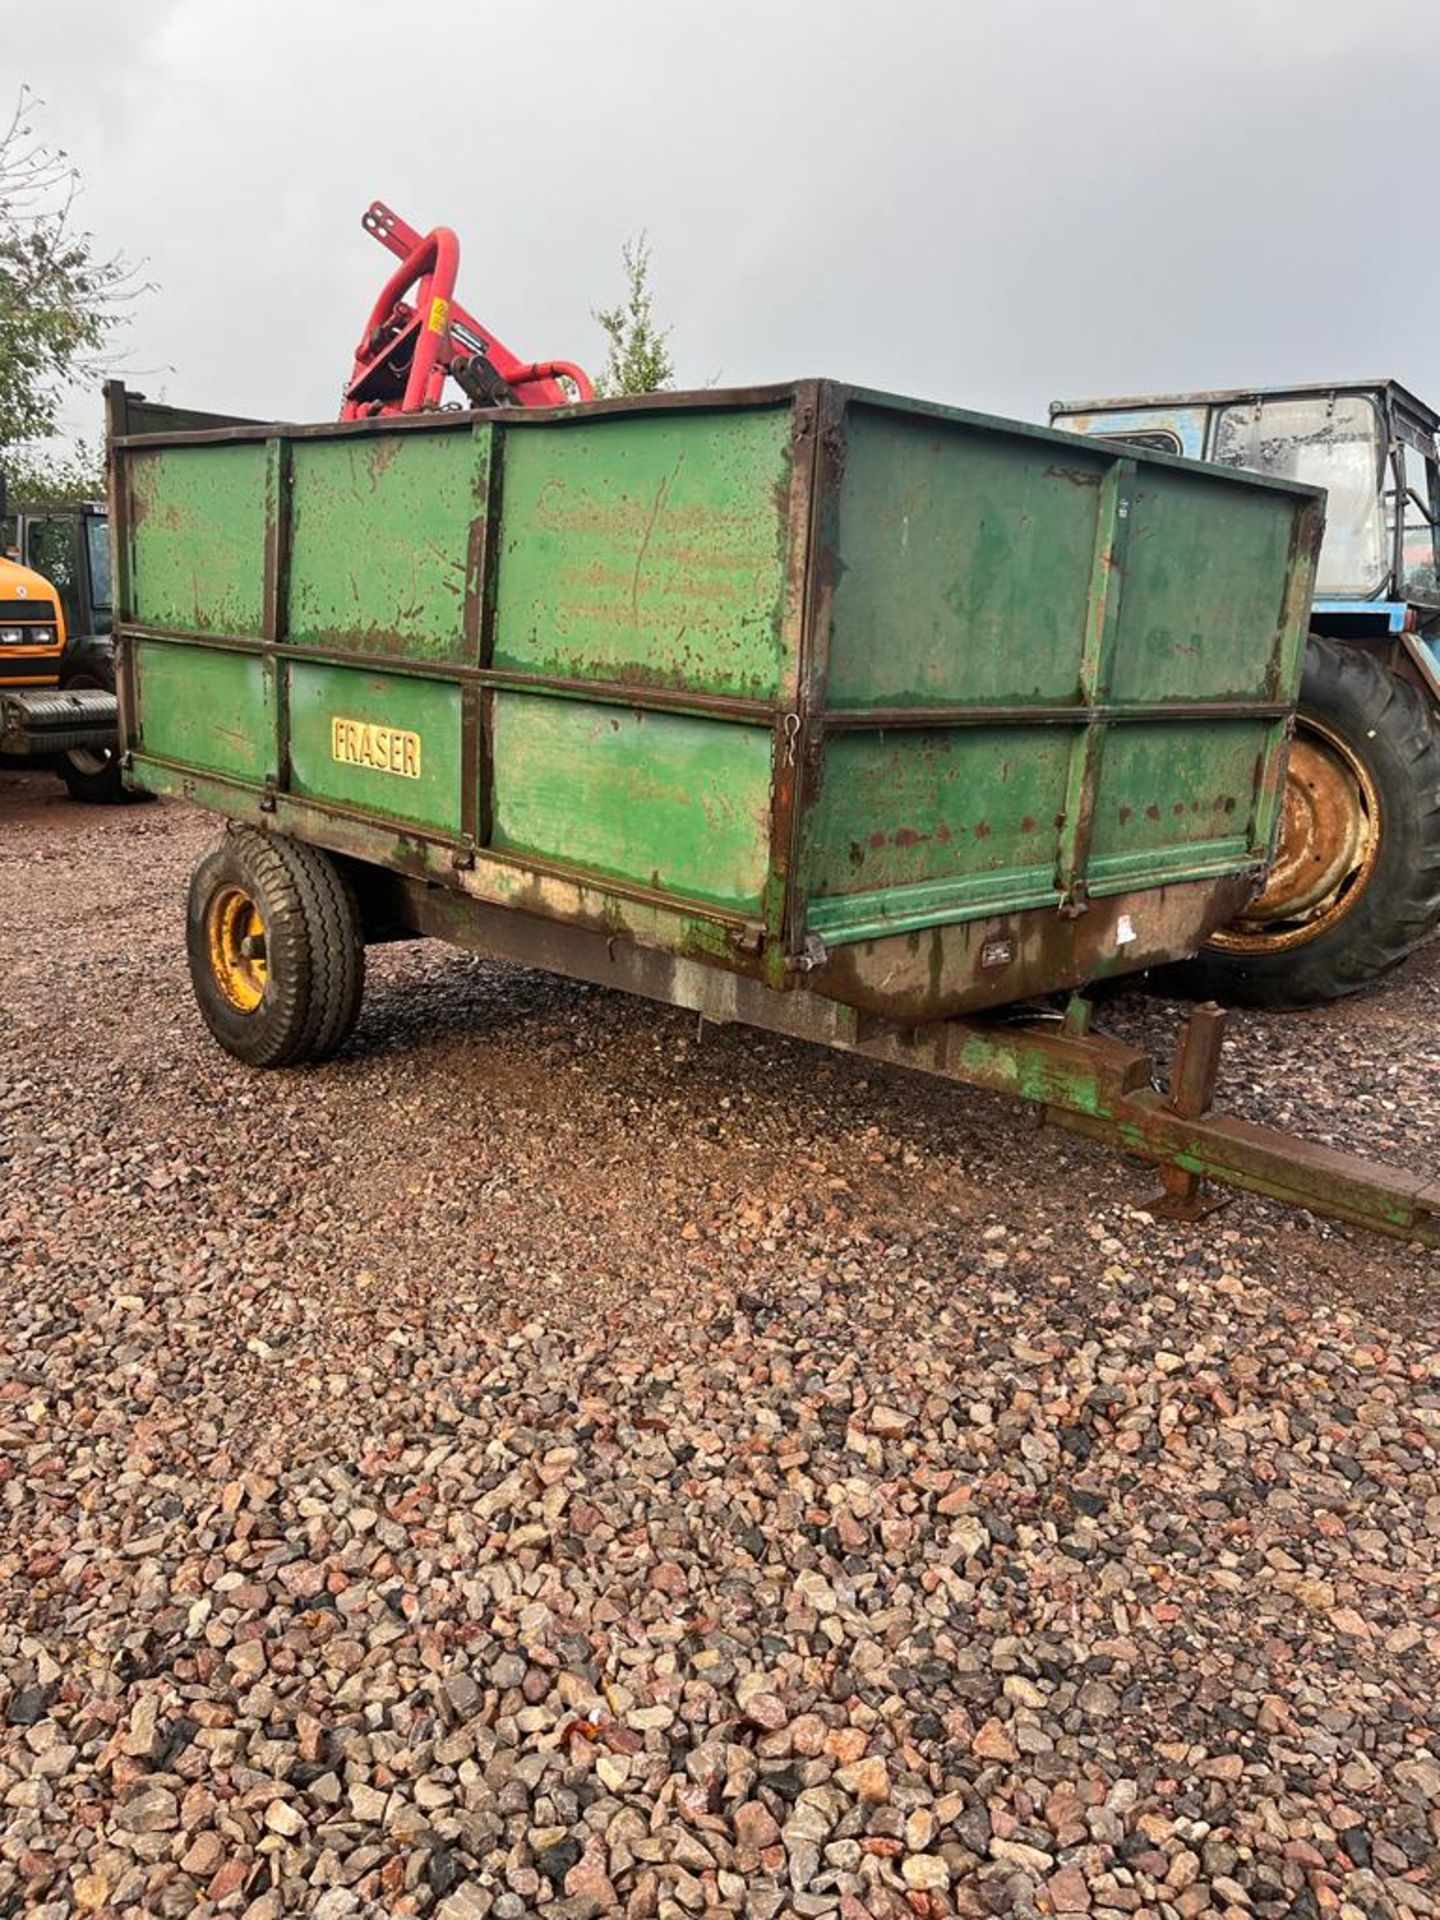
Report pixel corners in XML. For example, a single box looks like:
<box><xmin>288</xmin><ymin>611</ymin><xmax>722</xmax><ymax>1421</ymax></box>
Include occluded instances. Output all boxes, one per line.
<box><xmin>2</xmin><ymin>436</ymin><xmax>104</xmax><ymax>505</ymax></box>
<box><xmin>0</xmin><ymin>88</ymin><xmax>138</xmax><ymax>449</ymax></box>
<box><xmin>593</xmin><ymin>234</ymin><xmax>675</xmax><ymax>398</ymax></box>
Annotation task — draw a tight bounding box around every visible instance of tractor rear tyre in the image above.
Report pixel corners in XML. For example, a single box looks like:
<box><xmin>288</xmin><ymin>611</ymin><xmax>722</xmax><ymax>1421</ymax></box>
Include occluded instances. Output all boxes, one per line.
<box><xmin>186</xmin><ymin>828</ymin><xmax>365</xmax><ymax>1067</ymax></box>
<box><xmin>56</xmin><ymin>638</ymin><xmax>133</xmax><ymax>805</ymax></box>
<box><xmin>1166</xmin><ymin>637</ymin><xmax>1440</xmax><ymax>1008</ymax></box>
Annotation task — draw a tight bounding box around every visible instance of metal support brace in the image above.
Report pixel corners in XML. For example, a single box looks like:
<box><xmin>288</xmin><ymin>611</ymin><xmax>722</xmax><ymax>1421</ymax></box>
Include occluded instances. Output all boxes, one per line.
<box><xmin>1056</xmin><ymin>458</ymin><xmax>1134</xmax><ymax>910</ymax></box>
<box><xmin>1148</xmin><ymin>1002</ymin><xmax>1230</xmax><ymax>1220</ymax></box>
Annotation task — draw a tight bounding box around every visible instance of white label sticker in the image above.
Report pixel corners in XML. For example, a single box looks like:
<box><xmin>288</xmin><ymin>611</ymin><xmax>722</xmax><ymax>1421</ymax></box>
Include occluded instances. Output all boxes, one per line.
<box><xmin>1116</xmin><ymin>913</ymin><xmax>1137</xmax><ymax>946</ymax></box>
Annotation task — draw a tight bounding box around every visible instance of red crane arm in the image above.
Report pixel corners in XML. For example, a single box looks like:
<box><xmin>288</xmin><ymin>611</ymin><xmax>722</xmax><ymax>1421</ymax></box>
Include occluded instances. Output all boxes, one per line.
<box><xmin>342</xmin><ymin>201</ymin><xmax>594</xmax><ymax>419</ymax></box>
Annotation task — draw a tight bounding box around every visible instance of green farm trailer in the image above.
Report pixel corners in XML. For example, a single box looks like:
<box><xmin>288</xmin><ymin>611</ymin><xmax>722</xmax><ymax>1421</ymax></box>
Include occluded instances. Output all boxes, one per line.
<box><xmin>105</xmin><ymin>379</ymin><xmax>1440</xmax><ymax>1243</ymax></box>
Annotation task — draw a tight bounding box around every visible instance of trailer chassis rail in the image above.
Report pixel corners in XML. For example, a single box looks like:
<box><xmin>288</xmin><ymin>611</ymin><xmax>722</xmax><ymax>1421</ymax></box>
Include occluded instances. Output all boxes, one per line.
<box><xmin>390</xmin><ymin>874</ymin><xmax>1440</xmax><ymax>1249</ymax></box>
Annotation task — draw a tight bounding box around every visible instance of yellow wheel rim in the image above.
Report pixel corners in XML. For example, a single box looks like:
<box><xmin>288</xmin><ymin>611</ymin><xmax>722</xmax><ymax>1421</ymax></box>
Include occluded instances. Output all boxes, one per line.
<box><xmin>1209</xmin><ymin>716</ymin><xmax>1381</xmax><ymax>957</ymax></box>
<box><xmin>207</xmin><ymin>886</ymin><xmax>269</xmax><ymax>1012</ymax></box>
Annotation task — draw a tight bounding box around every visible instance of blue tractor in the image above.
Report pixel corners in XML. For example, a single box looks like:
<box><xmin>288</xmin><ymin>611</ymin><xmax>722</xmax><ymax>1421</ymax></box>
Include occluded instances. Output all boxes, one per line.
<box><xmin>1051</xmin><ymin>380</ymin><xmax>1440</xmax><ymax>1007</ymax></box>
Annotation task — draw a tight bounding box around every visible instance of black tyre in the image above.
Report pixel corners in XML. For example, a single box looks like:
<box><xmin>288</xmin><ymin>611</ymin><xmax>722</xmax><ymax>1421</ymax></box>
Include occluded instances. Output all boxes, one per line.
<box><xmin>186</xmin><ymin>828</ymin><xmax>365</xmax><ymax>1067</ymax></box>
<box><xmin>1167</xmin><ymin>637</ymin><xmax>1440</xmax><ymax>1008</ymax></box>
<box><xmin>55</xmin><ymin>638</ymin><xmax>137</xmax><ymax>805</ymax></box>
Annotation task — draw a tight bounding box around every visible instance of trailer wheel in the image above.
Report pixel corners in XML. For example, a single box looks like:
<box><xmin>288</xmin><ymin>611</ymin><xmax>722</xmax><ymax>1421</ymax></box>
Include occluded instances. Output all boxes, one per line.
<box><xmin>1167</xmin><ymin>637</ymin><xmax>1440</xmax><ymax>1008</ymax></box>
<box><xmin>186</xmin><ymin>828</ymin><xmax>365</xmax><ymax>1066</ymax></box>
<box><xmin>56</xmin><ymin>639</ymin><xmax>133</xmax><ymax>805</ymax></box>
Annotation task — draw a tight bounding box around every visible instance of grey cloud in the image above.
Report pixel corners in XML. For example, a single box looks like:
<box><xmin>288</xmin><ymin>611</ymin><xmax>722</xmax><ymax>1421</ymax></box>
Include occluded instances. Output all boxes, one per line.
<box><xmin>10</xmin><ymin>0</ymin><xmax>1440</xmax><ymax>442</ymax></box>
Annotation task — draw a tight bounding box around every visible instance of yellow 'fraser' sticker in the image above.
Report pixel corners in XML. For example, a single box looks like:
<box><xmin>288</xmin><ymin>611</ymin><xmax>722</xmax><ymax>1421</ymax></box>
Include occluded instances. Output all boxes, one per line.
<box><xmin>427</xmin><ymin>296</ymin><xmax>450</xmax><ymax>335</ymax></box>
<box><xmin>331</xmin><ymin>718</ymin><xmax>422</xmax><ymax>780</ymax></box>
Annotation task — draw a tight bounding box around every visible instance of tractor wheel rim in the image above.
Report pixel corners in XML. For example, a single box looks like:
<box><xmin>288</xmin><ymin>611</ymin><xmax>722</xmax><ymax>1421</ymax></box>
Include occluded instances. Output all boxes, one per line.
<box><xmin>207</xmin><ymin>887</ymin><xmax>268</xmax><ymax>1011</ymax></box>
<box><xmin>67</xmin><ymin>746</ymin><xmax>112</xmax><ymax>777</ymax></box>
<box><xmin>1209</xmin><ymin>717</ymin><xmax>1380</xmax><ymax>956</ymax></box>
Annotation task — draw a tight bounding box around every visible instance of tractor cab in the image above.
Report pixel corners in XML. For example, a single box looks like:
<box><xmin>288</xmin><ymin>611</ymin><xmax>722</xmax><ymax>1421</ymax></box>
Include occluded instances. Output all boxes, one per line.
<box><xmin>1</xmin><ymin>498</ymin><xmax>112</xmax><ymax>642</ymax></box>
<box><xmin>1051</xmin><ymin>381</ymin><xmax>1440</xmax><ymax>648</ymax></box>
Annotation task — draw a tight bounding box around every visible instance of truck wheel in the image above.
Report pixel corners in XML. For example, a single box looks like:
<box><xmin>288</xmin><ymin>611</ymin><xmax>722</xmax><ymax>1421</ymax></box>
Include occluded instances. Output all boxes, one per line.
<box><xmin>56</xmin><ymin>638</ymin><xmax>134</xmax><ymax>804</ymax></box>
<box><xmin>186</xmin><ymin>828</ymin><xmax>365</xmax><ymax>1066</ymax></box>
<box><xmin>1167</xmin><ymin>637</ymin><xmax>1440</xmax><ymax>1008</ymax></box>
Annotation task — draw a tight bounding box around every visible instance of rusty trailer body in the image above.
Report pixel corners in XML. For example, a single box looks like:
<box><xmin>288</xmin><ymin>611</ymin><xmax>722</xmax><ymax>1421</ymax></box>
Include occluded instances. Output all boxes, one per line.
<box><xmin>107</xmin><ymin>377</ymin><xmax>1440</xmax><ymax>1242</ymax></box>
<box><xmin>110</xmin><ymin>379</ymin><xmax>1321</xmax><ymax>1010</ymax></box>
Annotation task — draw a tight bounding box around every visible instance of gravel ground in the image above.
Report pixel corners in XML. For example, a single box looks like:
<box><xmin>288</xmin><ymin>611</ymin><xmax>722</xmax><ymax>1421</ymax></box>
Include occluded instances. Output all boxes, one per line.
<box><xmin>2</xmin><ymin>774</ymin><xmax>1438</xmax><ymax>1920</ymax></box>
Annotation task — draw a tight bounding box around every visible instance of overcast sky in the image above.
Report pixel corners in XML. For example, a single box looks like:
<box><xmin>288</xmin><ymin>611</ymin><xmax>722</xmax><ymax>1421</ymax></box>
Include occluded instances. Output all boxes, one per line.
<box><xmin>11</xmin><ymin>0</ymin><xmax>1440</xmax><ymax>443</ymax></box>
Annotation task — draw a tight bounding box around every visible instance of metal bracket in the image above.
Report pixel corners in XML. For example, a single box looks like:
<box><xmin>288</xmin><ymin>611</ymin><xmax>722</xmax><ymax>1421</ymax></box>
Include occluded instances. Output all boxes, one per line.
<box><xmin>1148</xmin><ymin>1162</ymin><xmax>1231</xmax><ymax>1223</ymax></box>
<box><xmin>1057</xmin><ymin>881</ymin><xmax>1091</xmax><ymax>920</ymax></box>
<box><xmin>787</xmin><ymin>932</ymin><xmax>829</xmax><ymax>974</ymax></box>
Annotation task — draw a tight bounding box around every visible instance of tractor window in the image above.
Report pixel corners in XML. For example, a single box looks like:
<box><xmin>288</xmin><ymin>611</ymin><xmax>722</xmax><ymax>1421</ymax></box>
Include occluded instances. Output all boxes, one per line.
<box><xmin>25</xmin><ymin>518</ymin><xmax>81</xmax><ymax>637</ymax></box>
<box><xmin>86</xmin><ymin>515</ymin><xmax>113</xmax><ymax>630</ymax></box>
<box><xmin>1394</xmin><ymin>440</ymin><xmax>1440</xmax><ymax>604</ymax></box>
<box><xmin>1213</xmin><ymin>395</ymin><xmax>1387</xmax><ymax>598</ymax></box>
<box><xmin>1111</xmin><ymin>429</ymin><xmax>1183</xmax><ymax>457</ymax></box>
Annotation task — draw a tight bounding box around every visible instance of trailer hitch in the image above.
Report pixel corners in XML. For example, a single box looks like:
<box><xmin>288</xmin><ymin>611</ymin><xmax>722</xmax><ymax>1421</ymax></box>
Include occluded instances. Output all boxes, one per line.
<box><xmin>882</xmin><ymin>996</ymin><xmax>1440</xmax><ymax>1248</ymax></box>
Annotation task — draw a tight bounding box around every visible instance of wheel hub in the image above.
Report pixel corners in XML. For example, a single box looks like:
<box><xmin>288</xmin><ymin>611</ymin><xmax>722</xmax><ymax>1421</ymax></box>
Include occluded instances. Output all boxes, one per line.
<box><xmin>62</xmin><ymin>671</ymin><xmax>116</xmax><ymax>777</ymax></box>
<box><xmin>207</xmin><ymin>887</ymin><xmax>269</xmax><ymax>1011</ymax></box>
<box><xmin>1211</xmin><ymin>719</ymin><xmax>1380</xmax><ymax>955</ymax></box>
